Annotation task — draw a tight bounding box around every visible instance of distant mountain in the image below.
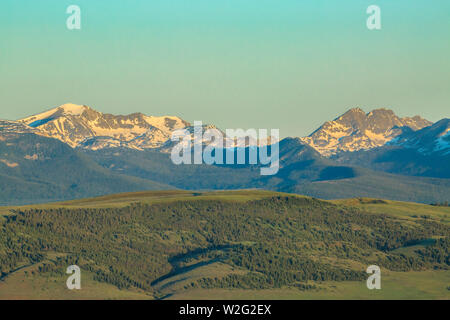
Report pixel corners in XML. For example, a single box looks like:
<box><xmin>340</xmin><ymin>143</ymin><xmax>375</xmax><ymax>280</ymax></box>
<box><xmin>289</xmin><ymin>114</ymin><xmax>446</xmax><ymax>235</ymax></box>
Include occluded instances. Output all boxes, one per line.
<box><xmin>19</xmin><ymin>103</ymin><xmax>189</xmax><ymax>150</ymax></box>
<box><xmin>300</xmin><ymin>108</ymin><xmax>432</xmax><ymax>156</ymax></box>
<box><xmin>157</xmin><ymin>123</ymin><xmax>251</xmax><ymax>155</ymax></box>
<box><xmin>0</xmin><ymin>122</ymin><xmax>173</xmax><ymax>205</ymax></box>
<box><xmin>15</xmin><ymin>105</ymin><xmax>436</xmax><ymax>156</ymax></box>
<box><xmin>83</xmin><ymin>138</ymin><xmax>450</xmax><ymax>204</ymax></box>
<box><xmin>18</xmin><ymin>104</ymin><xmax>274</xmax><ymax>152</ymax></box>
<box><xmin>333</xmin><ymin>119</ymin><xmax>450</xmax><ymax>178</ymax></box>
<box><xmin>1</xmin><ymin>104</ymin><xmax>448</xmax><ymax>205</ymax></box>
<box><xmin>388</xmin><ymin>118</ymin><xmax>449</xmax><ymax>156</ymax></box>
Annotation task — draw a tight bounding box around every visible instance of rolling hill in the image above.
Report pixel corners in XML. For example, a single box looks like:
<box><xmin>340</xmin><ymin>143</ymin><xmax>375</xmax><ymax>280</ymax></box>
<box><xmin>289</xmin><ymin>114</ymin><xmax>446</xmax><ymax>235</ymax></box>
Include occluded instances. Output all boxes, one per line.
<box><xmin>0</xmin><ymin>190</ymin><xmax>448</xmax><ymax>300</ymax></box>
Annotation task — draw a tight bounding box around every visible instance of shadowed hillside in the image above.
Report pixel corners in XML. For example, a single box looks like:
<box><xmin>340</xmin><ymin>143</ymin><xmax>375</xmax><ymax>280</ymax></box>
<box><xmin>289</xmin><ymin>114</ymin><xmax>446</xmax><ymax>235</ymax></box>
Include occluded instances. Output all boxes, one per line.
<box><xmin>0</xmin><ymin>133</ymin><xmax>172</xmax><ymax>205</ymax></box>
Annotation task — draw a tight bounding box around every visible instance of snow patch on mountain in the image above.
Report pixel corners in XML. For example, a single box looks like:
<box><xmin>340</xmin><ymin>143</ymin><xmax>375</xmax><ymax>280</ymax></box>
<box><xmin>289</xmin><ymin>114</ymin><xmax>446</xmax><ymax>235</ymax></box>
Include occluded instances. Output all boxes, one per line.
<box><xmin>387</xmin><ymin>118</ymin><xmax>449</xmax><ymax>155</ymax></box>
<box><xmin>0</xmin><ymin>159</ymin><xmax>19</xmax><ymax>168</ymax></box>
<box><xmin>18</xmin><ymin>104</ymin><xmax>190</xmax><ymax>150</ymax></box>
<box><xmin>301</xmin><ymin>108</ymin><xmax>432</xmax><ymax>156</ymax></box>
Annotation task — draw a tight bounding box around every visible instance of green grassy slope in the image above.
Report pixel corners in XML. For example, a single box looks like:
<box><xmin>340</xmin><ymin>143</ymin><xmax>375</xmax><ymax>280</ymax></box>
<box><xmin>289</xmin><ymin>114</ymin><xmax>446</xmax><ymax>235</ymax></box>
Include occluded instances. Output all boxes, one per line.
<box><xmin>0</xmin><ymin>190</ymin><xmax>448</xmax><ymax>300</ymax></box>
<box><xmin>332</xmin><ymin>198</ymin><xmax>450</xmax><ymax>224</ymax></box>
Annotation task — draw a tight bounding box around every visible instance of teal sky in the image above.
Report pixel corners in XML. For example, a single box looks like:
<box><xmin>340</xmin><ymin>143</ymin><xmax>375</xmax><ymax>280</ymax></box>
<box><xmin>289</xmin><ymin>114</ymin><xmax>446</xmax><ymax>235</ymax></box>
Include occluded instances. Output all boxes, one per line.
<box><xmin>1</xmin><ymin>0</ymin><xmax>449</xmax><ymax>137</ymax></box>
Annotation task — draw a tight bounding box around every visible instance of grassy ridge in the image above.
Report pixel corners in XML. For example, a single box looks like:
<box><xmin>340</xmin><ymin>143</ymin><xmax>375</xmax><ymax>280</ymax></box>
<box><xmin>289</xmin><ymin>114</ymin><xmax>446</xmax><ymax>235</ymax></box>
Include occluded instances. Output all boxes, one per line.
<box><xmin>332</xmin><ymin>198</ymin><xmax>450</xmax><ymax>224</ymax></box>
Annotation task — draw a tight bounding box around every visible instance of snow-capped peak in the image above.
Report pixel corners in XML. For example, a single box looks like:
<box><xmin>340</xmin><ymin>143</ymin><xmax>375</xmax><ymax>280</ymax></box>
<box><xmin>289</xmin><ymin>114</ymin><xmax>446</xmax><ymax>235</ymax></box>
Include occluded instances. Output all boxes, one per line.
<box><xmin>388</xmin><ymin>118</ymin><xmax>450</xmax><ymax>155</ymax></box>
<box><xmin>20</xmin><ymin>103</ymin><xmax>89</xmax><ymax>126</ymax></box>
<box><xmin>300</xmin><ymin>107</ymin><xmax>433</xmax><ymax>156</ymax></box>
<box><xmin>59</xmin><ymin>103</ymin><xmax>88</xmax><ymax>116</ymax></box>
<box><xmin>18</xmin><ymin>103</ymin><xmax>190</xmax><ymax>149</ymax></box>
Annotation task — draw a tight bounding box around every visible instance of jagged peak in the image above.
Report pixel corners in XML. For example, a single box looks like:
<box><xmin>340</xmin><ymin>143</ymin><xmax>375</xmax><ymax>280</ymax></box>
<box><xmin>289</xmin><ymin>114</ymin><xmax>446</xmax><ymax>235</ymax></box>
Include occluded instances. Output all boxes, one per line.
<box><xmin>15</xmin><ymin>103</ymin><xmax>190</xmax><ymax>150</ymax></box>
<box><xmin>341</xmin><ymin>107</ymin><xmax>400</xmax><ymax>119</ymax></box>
<box><xmin>333</xmin><ymin>107</ymin><xmax>368</xmax><ymax>122</ymax></box>
<box><xmin>302</xmin><ymin>107</ymin><xmax>434</xmax><ymax>156</ymax></box>
<box><xmin>347</xmin><ymin>107</ymin><xmax>365</xmax><ymax>113</ymax></box>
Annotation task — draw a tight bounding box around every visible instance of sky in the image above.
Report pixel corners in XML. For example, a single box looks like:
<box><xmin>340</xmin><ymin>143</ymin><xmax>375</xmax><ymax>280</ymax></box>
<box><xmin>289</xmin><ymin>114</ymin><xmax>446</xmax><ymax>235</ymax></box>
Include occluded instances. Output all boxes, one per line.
<box><xmin>0</xmin><ymin>0</ymin><xmax>449</xmax><ymax>137</ymax></box>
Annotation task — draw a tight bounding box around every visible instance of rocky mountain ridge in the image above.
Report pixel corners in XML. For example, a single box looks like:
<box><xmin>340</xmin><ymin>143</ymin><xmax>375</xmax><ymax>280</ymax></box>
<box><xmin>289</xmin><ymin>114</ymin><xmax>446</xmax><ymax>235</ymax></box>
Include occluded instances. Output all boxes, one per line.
<box><xmin>300</xmin><ymin>108</ymin><xmax>432</xmax><ymax>156</ymax></box>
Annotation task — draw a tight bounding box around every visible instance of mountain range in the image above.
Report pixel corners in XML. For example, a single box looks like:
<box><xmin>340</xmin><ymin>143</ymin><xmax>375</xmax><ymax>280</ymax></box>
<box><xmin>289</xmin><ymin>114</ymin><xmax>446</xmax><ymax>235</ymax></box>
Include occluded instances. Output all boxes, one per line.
<box><xmin>300</xmin><ymin>107</ymin><xmax>433</xmax><ymax>156</ymax></box>
<box><xmin>19</xmin><ymin>104</ymin><xmax>189</xmax><ymax>150</ymax></box>
<box><xmin>0</xmin><ymin>103</ymin><xmax>448</xmax><ymax>205</ymax></box>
